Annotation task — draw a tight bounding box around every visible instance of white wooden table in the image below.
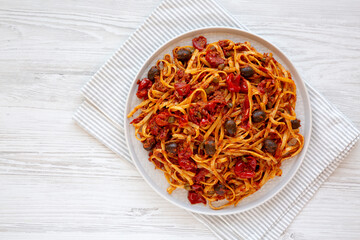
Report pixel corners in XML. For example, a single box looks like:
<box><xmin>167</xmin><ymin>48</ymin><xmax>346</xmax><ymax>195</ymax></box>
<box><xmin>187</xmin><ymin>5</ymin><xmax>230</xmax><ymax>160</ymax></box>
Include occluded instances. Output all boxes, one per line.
<box><xmin>1</xmin><ymin>0</ymin><xmax>359</xmax><ymax>239</ymax></box>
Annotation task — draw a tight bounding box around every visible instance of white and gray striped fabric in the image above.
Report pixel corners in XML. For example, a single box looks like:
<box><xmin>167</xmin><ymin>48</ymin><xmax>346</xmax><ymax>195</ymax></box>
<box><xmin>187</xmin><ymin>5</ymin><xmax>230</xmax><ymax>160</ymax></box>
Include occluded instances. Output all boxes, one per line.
<box><xmin>73</xmin><ymin>0</ymin><xmax>360</xmax><ymax>239</ymax></box>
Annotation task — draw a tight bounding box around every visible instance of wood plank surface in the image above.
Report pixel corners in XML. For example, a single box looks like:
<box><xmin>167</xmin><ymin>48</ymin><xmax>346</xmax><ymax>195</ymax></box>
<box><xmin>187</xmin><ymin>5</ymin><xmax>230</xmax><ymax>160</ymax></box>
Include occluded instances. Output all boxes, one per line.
<box><xmin>0</xmin><ymin>0</ymin><xmax>359</xmax><ymax>239</ymax></box>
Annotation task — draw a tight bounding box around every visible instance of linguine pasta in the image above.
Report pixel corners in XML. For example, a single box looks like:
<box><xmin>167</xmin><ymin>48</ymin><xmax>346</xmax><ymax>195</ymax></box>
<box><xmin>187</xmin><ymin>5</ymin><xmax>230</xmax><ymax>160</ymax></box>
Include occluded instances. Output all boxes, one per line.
<box><xmin>127</xmin><ymin>36</ymin><xmax>304</xmax><ymax>209</ymax></box>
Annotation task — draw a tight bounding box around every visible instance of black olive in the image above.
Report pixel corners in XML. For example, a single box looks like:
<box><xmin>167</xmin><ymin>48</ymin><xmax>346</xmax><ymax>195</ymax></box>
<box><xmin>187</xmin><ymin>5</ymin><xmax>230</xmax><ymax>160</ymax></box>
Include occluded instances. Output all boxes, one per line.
<box><xmin>204</xmin><ymin>140</ymin><xmax>216</xmax><ymax>156</ymax></box>
<box><xmin>264</xmin><ymin>139</ymin><xmax>277</xmax><ymax>153</ymax></box>
<box><xmin>240</xmin><ymin>66</ymin><xmax>255</xmax><ymax>78</ymax></box>
<box><xmin>143</xmin><ymin>144</ymin><xmax>153</xmax><ymax>151</ymax></box>
<box><xmin>143</xmin><ymin>137</ymin><xmax>155</xmax><ymax>151</ymax></box>
<box><xmin>214</xmin><ymin>184</ymin><xmax>226</xmax><ymax>196</ymax></box>
<box><xmin>147</xmin><ymin>66</ymin><xmax>160</xmax><ymax>81</ymax></box>
<box><xmin>176</xmin><ymin>48</ymin><xmax>192</xmax><ymax>62</ymax></box>
<box><xmin>291</xmin><ymin>119</ymin><xmax>301</xmax><ymax>129</ymax></box>
<box><xmin>165</xmin><ymin>142</ymin><xmax>178</xmax><ymax>154</ymax></box>
<box><xmin>225</xmin><ymin>119</ymin><xmax>236</xmax><ymax>136</ymax></box>
<box><xmin>252</xmin><ymin>110</ymin><xmax>266</xmax><ymax>123</ymax></box>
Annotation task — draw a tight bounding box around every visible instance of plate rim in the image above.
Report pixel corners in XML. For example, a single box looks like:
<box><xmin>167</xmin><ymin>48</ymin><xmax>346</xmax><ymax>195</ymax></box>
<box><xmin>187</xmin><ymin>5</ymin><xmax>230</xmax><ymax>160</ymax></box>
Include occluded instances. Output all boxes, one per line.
<box><xmin>124</xmin><ymin>26</ymin><xmax>313</xmax><ymax>215</ymax></box>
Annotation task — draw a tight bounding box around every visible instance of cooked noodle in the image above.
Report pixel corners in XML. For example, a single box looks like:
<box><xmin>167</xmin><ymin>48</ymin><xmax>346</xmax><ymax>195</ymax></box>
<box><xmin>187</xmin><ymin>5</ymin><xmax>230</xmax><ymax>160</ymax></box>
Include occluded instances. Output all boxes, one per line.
<box><xmin>128</xmin><ymin>36</ymin><xmax>304</xmax><ymax>209</ymax></box>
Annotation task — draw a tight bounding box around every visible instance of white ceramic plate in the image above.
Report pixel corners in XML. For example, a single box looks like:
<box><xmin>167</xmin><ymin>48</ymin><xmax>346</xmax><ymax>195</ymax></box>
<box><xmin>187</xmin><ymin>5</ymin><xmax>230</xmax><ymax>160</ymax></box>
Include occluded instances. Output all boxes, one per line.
<box><xmin>124</xmin><ymin>27</ymin><xmax>312</xmax><ymax>215</ymax></box>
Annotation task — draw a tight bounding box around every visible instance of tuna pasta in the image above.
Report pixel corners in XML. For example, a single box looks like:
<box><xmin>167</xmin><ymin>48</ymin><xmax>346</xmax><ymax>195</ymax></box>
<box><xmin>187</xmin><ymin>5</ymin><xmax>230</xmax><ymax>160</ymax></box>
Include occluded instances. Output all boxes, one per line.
<box><xmin>127</xmin><ymin>35</ymin><xmax>304</xmax><ymax>209</ymax></box>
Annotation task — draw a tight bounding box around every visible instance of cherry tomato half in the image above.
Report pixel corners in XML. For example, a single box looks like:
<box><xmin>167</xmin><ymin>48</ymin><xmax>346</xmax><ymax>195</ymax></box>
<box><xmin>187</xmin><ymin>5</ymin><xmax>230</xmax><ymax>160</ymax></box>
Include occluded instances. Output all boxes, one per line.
<box><xmin>188</xmin><ymin>191</ymin><xmax>206</xmax><ymax>204</ymax></box>
<box><xmin>192</xmin><ymin>36</ymin><xmax>207</xmax><ymax>51</ymax></box>
<box><xmin>136</xmin><ymin>78</ymin><xmax>152</xmax><ymax>99</ymax></box>
<box><xmin>205</xmin><ymin>51</ymin><xmax>224</xmax><ymax>68</ymax></box>
<box><xmin>234</xmin><ymin>156</ymin><xmax>257</xmax><ymax>179</ymax></box>
<box><xmin>226</xmin><ymin>74</ymin><xmax>248</xmax><ymax>93</ymax></box>
<box><xmin>174</xmin><ymin>82</ymin><xmax>190</xmax><ymax>96</ymax></box>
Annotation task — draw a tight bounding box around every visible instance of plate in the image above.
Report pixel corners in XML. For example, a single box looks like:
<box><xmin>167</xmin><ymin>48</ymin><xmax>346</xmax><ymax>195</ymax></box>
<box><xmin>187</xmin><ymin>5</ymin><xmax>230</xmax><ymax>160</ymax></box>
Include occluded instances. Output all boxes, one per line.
<box><xmin>124</xmin><ymin>27</ymin><xmax>312</xmax><ymax>215</ymax></box>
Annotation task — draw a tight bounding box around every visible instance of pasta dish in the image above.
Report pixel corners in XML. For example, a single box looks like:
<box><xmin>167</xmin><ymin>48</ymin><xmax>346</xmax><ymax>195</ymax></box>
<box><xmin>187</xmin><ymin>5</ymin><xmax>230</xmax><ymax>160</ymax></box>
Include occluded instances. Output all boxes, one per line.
<box><xmin>127</xmin><ymin>35</ymin><xmax>304</xmax><ymax>209</ymax></box>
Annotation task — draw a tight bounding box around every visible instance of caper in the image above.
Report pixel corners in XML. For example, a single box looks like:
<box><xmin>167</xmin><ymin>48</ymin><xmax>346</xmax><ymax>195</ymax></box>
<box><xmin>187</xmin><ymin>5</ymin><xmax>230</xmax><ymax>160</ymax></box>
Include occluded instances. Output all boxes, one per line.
<box><xmin>213</xmin><ymin>77</ymin><xmax>220</xmax><ymax>83</ymax></box>
<box><xmin>266</xmin><ymin>101</ymin><xmax>272</xmax><ymax>109</ymax></box>
<box><xmin>168</xmin><ymin>116</ymin><xmax>175</xmax><ymax>123</ymax></box>
<box><xmin>205</xmin><ymin>85</ymin><xmax>215</xmax><ymax>94</ymax></box>
<box><xmin>218</xmin><ymin>63</ymin><xmax>225</xmax><ymax>70</ymax></box>
<box><xmin>184</xmin><ymin>184</ymin><xmax>191</xmax><ymax>191</ymax></box>
<box><xmin>225</xmin><ymin>51</ymin><xmax>232</xmax><ymax>58</ymax></box>
<box><xmin>195</xmin><ymin>111</ymin><xmax>202</xmax><ymax>119</ymax></box>
<box><xmin>227</xmin><ymin>102</ymin><xmax>233</xmax><ymax>108</ymax></box>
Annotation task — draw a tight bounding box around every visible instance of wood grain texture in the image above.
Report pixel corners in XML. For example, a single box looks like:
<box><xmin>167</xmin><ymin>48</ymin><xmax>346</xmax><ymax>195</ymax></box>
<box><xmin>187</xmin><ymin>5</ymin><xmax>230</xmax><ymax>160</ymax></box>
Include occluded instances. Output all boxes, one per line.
<box><xmin>0</xmin><ymin>0</ymin><xmax>359</xmax><ymax>239</ymax></box>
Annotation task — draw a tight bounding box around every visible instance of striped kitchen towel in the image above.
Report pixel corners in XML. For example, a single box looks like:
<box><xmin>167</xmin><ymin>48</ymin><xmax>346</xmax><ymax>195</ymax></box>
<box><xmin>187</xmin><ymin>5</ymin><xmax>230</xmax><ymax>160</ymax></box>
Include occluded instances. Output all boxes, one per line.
<box><xmin>73</xmin><ymin>0</ymin><xmax>360</xmax><ymax>239</ymax></box>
